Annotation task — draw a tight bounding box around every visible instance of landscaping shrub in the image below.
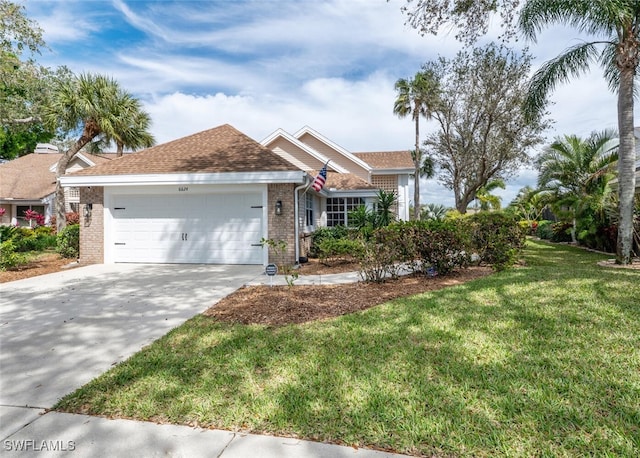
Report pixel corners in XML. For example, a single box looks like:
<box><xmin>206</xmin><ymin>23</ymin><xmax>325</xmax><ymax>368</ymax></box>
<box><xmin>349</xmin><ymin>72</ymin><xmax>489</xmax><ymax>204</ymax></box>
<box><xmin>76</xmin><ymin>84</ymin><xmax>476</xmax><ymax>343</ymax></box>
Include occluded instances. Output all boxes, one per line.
<box><xmin>0</xmin><ymin>225</ymin><xmax>17</xmax><ymax>243</ymax></box>
<box><xmin>57</xmin><ymin>224</ymin><xmax>80</xmax><ymax>258</ymax></box>
<box><xmin>0</xmin><ymin>240</ymin><xmax>27</xmax><ymax>271</ymax></box>
<box><xmin>551</xmin><ymin>221</ymin><xmax>573</xmax><ymax>243</ymax></box>
<box><xmin>308</xmin><ymin>226</ymin><xmax>351</xmax><ymax>258</ymax></box>
<box><xmin>317</xmin><ymin>238</ymin><xmax>364</xmax><ymax>265</ymax></box>
<box><xmin>357</xmin><ymin>220</ymin><xmax>471</xmax><ymax>281</ymax></box>
<box><xmin>409</xmin><ymin>219</ymin><xmax>472</xmax><ymax>275</ymax></box>
<box><xmin>535</xmin><ymin>220</ymin><xmax>554</xmax><ymax>240</ymax></box>
<box><xmin>357</xmin><ymin>235</ymin><xmax>405</xmax><ymax>282</ymax></box>
<box><xmin>468</xmin><ymin>212</ymin><xmax>526</xmax><ymax>271</ymax></box>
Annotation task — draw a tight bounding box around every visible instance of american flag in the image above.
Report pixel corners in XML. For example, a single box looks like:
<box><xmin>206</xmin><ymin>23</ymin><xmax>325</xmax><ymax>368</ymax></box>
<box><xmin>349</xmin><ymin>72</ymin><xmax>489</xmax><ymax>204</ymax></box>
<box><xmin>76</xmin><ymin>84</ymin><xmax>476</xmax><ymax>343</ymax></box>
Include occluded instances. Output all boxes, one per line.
<box><xmin>311</xmin><ymin>164</ymin><xmax>328</xmax><ymax>192</ymax></box>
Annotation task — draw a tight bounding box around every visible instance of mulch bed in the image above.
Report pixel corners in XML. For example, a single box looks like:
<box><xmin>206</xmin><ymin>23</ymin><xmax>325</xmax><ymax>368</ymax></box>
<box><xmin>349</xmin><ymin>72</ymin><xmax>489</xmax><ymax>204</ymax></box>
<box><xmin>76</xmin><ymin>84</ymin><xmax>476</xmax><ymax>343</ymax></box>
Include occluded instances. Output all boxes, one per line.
<box><xmin>204</xmin><ymin>266</ymin><xmax>493</xmax><ymax>326</ymax></box>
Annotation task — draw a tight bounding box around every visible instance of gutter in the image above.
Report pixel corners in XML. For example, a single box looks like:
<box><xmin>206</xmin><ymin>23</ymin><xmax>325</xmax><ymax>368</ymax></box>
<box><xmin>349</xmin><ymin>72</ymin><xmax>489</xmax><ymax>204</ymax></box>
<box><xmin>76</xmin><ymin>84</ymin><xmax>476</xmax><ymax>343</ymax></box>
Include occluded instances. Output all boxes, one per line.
<box><xmin>294</xmin><ymin>174</ymin><xmax>311</xmax><ymax>265</ymax></box>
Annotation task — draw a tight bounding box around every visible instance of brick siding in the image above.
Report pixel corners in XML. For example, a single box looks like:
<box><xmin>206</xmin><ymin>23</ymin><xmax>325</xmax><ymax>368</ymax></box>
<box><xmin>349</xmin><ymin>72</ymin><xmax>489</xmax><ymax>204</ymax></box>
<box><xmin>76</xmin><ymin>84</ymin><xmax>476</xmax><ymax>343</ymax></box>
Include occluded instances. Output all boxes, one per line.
<box><xmin>267</xmin><ymin>183</ymin><xmax>296</xmax><ymax>266</ymax></box>
<box><xmin>79</xmin><ymin>186</ymin><xmax>104</xmax><ymax>265</ymax></box>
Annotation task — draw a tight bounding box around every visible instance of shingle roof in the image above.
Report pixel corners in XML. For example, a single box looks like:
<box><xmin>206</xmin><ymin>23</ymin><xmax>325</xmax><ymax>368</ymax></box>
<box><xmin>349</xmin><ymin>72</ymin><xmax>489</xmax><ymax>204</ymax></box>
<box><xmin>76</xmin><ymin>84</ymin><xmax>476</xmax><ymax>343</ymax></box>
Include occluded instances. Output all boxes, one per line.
<box><xmin>309</xmin><ymin>171</ymin><xmax>377</xmax><ymax>191</ymax></box>
<box><xmin>72</xmin><ymin>124</ymin><xmax>300</xmax><ymax>176</ymax></box>
<box><xmin>353</xmin><ymin>151</ymin><xmax>414</xmax><ymax>169</ymax></box>
<box><xmin>0</xmin><ymin>153</ymin><xmax>113</xmax><ymax>200</ymax></box>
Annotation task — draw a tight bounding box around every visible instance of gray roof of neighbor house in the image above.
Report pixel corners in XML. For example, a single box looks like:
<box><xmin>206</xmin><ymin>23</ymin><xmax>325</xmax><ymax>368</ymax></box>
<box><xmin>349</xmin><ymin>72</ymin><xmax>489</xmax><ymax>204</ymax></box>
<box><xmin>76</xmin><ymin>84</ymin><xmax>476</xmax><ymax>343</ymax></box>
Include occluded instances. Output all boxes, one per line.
<box><xmin>353</xmin><ymin>151</ymin><xmax>414</xmax><ymax>170</ymax></box>
<box><xmin>71</xmin><ymin>124</ymin><xmax>300</xmax><ymax>176</ymax></box>
<box><xmin>0</xmin><ymin>153</ymin><xmax>113</xmax><ymax>200</ymax></box>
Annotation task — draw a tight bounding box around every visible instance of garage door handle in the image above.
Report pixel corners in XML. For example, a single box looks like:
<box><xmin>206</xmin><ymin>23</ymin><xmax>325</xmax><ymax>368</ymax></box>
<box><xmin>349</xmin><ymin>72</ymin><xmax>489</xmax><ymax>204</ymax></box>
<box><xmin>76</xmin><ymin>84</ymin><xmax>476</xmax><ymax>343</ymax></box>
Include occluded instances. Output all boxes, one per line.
<box><xmin>181</xmin><ymin>233</ymin><xmax>188</xmax><ymax>241</ymax></box>
<box><xmin>251</xmin><ymin>243</ymin><xmax>262</xmax><ymax>246</ymax></box>
<box><xmin>115</xmin><ymin>242</ymin><xmax>126</xmax><ymax>246</ymax></box>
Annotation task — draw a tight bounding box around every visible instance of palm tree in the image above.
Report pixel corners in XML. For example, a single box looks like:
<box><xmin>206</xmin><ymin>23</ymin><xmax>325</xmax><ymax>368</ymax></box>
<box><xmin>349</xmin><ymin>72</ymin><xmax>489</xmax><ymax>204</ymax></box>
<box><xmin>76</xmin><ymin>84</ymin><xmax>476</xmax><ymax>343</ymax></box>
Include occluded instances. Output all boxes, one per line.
<box><xmin>43</xmin><ymin>73</ymin><xmax>155</xmax><ymax>230</ymax></box>
<box><xmin>394</xmin><ymin>70</ymin><xmax>439</xmax><ymax>220</ymax></box>
<box><xmin>475</xmin><ymin>178</ymin><xmax>506</xmax><ymax>211</ymax></box>
<box><xmin>519</xmin><ymin>0</ymin><xmax>639</xmax><ymax>264</ymax></box>
<box><xmin>537</xmin><ymin>130</ymin><xmax>618</xmax><ymax>243</ymax></box>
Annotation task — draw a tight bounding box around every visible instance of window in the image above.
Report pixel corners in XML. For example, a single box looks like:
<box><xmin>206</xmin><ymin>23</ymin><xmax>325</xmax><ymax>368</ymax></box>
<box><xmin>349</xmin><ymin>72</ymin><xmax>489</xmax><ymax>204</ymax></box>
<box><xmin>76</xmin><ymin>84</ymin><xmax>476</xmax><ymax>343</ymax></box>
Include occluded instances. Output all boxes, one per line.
<box><xmin>16</xmin><ymin>205</ymin><xmax>45</xmax><ymax>227</ymax></box>
<box><xmin>326</xmin><ymin>197</ymin><xmax>364</xmax><ymax>227</ymax></box>
<box><xmin>305</xmin><ymin>193</ymin><xmax>314</xmax><ymax>228</ymax></box>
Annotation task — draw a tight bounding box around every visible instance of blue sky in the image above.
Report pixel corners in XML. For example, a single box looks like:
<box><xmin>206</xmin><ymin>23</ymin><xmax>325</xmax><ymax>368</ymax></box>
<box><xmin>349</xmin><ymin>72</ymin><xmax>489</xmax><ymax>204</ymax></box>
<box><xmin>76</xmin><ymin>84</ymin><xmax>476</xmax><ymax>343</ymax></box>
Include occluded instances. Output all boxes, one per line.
<box><xmin>23</xmin><ymin>0</ymin><xmax>635</xmax><ymax>208</ymax></box>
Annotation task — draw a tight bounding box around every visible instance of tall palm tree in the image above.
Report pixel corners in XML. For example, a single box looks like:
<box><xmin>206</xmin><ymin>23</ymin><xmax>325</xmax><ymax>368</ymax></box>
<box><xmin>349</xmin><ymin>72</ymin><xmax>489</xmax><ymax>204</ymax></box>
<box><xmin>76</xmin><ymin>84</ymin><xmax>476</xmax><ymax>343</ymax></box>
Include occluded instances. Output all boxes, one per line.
<box><xmin>43</xmin><ymin>73</ymin><xmax>155</xmax><ymax>230</ymax></box>
<box><xmin>519</xmin><ymin>0</ymin><xmax>639</xmax><ymax>263</ymax></box>
<box><xmin>393</xmin><ymin>70</ymin><xmax>439</xmax><ymax>220</ymax></box>
<box><xmin>537</xmin><ymin>130</ymin><xmax>618</xmax><ymax>243</ymax></box>
<box><xmin>475</xmin><ymin>178</ymin><xmax>506</xmax><ymax>211</ymax></box>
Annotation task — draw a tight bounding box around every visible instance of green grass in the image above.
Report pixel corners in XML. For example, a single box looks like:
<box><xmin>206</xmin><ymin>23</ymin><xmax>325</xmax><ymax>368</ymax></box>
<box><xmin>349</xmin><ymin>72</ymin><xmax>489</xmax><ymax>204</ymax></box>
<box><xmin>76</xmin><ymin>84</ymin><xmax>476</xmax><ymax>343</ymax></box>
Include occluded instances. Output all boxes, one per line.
<box><xmin>55</xmin><ymin>240</ymin><xmax>640</xmax><ymax>457</ymax></box>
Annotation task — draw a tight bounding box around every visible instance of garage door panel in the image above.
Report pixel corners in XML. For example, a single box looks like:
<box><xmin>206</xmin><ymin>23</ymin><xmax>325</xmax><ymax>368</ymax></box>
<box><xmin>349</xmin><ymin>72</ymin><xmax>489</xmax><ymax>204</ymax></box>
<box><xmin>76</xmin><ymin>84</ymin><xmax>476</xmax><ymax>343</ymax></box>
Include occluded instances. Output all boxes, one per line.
<box><xmin>112</xmin><ymin>191</ymin><xmax>264</xmax><ymax>264</ymax></box>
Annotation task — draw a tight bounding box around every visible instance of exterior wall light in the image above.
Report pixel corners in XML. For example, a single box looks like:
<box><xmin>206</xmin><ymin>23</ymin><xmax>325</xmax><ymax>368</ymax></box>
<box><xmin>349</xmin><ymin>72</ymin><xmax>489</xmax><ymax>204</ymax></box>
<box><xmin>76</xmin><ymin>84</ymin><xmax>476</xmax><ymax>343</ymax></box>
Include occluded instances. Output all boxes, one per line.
<box><xmin>275</xmin><ymin>200</ymin><xmax>283</xmax><ymax>216</ymax></box>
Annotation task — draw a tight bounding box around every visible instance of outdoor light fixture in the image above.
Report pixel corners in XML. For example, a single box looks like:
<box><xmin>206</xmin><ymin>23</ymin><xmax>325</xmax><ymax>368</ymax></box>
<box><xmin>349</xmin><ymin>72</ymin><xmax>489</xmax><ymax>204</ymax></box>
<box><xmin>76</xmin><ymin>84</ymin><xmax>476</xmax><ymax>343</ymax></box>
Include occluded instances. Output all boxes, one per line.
<box><xmin>84</xmin><ymin>203</ymin><xmax>92</xmax><ymax>225</ymax></box>
<box><xmin>275</xmin><ymin>200</ymin><xmax>283</xmax><ymax>216</ymax></box>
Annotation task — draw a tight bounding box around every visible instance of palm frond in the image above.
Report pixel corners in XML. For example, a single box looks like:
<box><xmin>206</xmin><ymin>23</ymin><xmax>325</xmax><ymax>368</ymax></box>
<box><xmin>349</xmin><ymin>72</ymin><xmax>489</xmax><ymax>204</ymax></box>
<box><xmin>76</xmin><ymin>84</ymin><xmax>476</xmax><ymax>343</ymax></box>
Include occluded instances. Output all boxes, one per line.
<box><xmin>524</xmin><ymin>41</ymin><xmax>600</xmax><ymax>121</ymax></box>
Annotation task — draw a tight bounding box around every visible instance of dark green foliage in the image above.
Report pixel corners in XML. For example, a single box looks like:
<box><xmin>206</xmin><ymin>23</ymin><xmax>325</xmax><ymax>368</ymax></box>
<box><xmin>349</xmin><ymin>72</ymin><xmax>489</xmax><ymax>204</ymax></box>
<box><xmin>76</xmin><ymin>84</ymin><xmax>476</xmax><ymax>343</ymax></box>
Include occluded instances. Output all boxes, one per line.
<box><xmin>551</xmin><ymin>221</ymin><xmax>573</xmax><ymax>243</ymax></box>
<box><xmin>308</xmin><ymin>226</ymin><xmax>351</xmax><ymax>258</ymax></box>
<box><xmin>56</xmin><ymin>224</ymin><xmax>79</xmax><ymax>258</ymax></box>
<box><xmin>0</xmin><ymin>240</ymin><xmax>26</xmax><ymax>270</ymax></box>
<box><xmin>0</xmin><ymin>225</ymin><xmax>56</xmax><ymax>252</ymax></box>
<box><xmin>535</xmin><ymin>220</ymin><xmax>554</xmax><ymax>240</ymax></box>
<box><xmin>317</xmin><ymin>238</ymin><xmax>364</xmax><ymax>266</ymax></box>
<box><xmin>468</xmin><ymin>212</ymin><xmax>526</xmax><ymax>271</ymax></box>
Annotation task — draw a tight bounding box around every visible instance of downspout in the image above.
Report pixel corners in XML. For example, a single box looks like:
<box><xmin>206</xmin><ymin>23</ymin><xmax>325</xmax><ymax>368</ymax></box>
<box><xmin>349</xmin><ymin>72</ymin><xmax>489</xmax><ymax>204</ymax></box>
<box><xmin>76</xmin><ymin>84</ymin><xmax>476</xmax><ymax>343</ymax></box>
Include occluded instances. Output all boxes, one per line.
<box><xmin>294</xmin><ymin>174</ymin><xmax>311</xmax><ymax>265</ymax></box>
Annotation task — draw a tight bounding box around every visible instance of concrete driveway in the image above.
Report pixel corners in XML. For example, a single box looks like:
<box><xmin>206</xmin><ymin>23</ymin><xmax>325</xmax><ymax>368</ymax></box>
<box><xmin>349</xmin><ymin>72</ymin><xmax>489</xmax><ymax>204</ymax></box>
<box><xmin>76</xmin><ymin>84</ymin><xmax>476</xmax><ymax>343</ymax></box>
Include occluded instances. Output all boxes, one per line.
<box><xmin>0</xmin><ymin>263</ymin><xmax>263</xmax><ymax>439</ymax></box>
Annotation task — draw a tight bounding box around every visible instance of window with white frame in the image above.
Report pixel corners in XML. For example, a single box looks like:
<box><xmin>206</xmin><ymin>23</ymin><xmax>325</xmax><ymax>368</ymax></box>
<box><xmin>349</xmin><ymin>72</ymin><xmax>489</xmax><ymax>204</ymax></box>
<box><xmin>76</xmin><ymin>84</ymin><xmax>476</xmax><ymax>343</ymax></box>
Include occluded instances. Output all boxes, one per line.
<box><xmin>326</xmin><ymin>197</ymin><xmax>364</xmax><ymax>227</ymax></box>
<box><xmin>305</xmin><ymin>193</ymin><xmax>314</xmax><ymax>228</ymax></box>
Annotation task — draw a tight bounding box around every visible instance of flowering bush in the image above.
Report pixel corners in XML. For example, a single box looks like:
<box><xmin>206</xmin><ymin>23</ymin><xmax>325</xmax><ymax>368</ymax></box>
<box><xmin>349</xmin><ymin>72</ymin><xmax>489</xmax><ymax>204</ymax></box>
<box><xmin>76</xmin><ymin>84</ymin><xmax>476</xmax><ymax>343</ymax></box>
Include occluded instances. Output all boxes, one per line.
<box><xmin>0</xmin><ymin>208</ymin><xmax>6</xmax><ymax>217</ymax></box>
<box><xmin>23</xmin><ymin>209</ymin><xmax>45</xmax><ymax>226</ymax></box>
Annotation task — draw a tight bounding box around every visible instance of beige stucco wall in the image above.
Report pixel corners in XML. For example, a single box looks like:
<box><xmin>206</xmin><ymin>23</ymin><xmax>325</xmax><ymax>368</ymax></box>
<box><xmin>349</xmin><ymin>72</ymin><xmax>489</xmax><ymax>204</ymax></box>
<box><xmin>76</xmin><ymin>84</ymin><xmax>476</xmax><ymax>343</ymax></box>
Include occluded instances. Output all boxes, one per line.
<box><xmin>78</xmin><ymin>186</ymin><xmax>104</xmax><ymax>265</ymax></box>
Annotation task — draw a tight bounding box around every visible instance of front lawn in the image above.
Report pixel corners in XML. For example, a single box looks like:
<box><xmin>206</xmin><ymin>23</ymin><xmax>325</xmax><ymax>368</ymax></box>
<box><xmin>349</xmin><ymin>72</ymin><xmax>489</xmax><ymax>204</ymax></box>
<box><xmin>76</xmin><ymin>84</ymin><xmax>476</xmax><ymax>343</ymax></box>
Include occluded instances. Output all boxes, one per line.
<box><xmin>55</xmin><ymin>240</ymin><xmax>640</xmax><ymax>457</ymax></box>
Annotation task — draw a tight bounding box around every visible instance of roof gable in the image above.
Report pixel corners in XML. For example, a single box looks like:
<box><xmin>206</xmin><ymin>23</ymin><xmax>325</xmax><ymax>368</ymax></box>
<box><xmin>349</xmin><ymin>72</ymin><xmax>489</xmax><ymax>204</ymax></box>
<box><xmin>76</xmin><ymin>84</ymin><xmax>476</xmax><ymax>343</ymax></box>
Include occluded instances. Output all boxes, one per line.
<box><xmin>72</xmin><ymin>124</ymin><xmax>300</xmax><ymax>177</ymax></box>
<box><xmin>261</xmin><ymin>129</ymin><xmax>349</xmax><ymax>174</ymax></box>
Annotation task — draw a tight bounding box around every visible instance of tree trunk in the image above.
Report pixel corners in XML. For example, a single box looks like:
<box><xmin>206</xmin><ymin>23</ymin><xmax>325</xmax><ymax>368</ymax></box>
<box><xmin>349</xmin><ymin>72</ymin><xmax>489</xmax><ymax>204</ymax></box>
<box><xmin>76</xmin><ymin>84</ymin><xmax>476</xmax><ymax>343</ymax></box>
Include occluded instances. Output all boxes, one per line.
<box><xmin>413</xmin><ymin>115</ymin><xmax>421</xmax><ymax>220</ymax></box>
<box><xmin>116</xmin><ymin>141</ymin><xmax>124</xmax><ymax>157</ymax></box>
<box><xmin>616</xmin><ymin>66</ymin><xmax>636</xmax><ymax>264</ymax></box>
<box><xmin>55</xmin><ymin>123</ymin><xmax>100</xmax><ymax>232</ymax></box>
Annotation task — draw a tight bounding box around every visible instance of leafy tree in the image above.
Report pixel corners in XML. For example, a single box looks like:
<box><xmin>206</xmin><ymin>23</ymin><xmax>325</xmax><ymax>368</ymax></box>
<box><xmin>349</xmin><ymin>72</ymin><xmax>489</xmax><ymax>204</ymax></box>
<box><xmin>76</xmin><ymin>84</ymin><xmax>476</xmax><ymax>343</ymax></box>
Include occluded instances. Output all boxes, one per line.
<box><xmin>537</xmin><ymin>130</ymin><xmax>618</xmax><ymax>244</ymax></box>
<box><xmin>0</xmin><ymin>0</ymin><xmax>57</xmax><ymax>159</ymax></box>
<box><xmin>424</xmin><ymin>43</ymin><xmax>548</xmax><ymax>213</ymax></box>
<box><xmin>43</xmin><ymin>73</ymin><xmax>155</xmax><ymax>231</ymax></box>
<box><xmin>519</xmin><ymin>0</ymin><xmax>640</xmax><ymax>263</ymax></box>
<box><xmin>476</xmin><ymin>178</ymin><xmax>506</xmax><ymax>211</ymax></box>
<box><xmin>393</xmin><ymin>70</ymin><xmax>440</xmax><ymax>220</ymax></box>
<box><xmin>397</xmin><ymin>0</ymin><xmax>521</xmax><ymax>45</ymax></box>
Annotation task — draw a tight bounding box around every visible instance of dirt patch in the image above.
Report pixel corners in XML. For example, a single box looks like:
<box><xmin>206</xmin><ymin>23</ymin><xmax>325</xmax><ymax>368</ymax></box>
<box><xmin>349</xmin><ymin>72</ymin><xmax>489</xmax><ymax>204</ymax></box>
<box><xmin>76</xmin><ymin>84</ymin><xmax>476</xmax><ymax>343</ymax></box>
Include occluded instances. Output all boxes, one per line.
<box><xmin>0</xmin><ymin>253</ymin><xmax>77</xmax><ymax>283</ymax></box>
<box><xmin>204</xmin><ymin>266</ymin><xmax>493</xmax><ymax>326</ymax></box>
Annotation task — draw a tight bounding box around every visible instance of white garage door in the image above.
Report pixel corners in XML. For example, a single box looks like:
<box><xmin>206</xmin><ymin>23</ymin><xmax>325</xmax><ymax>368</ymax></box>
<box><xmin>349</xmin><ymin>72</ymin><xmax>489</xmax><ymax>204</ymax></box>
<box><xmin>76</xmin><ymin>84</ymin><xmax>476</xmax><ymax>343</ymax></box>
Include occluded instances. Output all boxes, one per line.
<box><xmin>111</xmin><ymin>192</ymin><xmax>264</xmax><ymax>264</ymax></box>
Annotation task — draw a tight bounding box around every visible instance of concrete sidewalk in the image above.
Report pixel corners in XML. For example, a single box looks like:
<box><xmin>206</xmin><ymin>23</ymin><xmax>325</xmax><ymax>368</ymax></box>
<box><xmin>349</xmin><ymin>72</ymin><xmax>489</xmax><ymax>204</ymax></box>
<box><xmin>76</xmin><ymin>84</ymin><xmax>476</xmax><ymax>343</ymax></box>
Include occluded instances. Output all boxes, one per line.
<box><xmin>1</xmin><ymin>264</ymin><xmax>411</xmax><ymax>457</ymax></box>
<box><xmin>2</xmin><ymin>409</ymin><xmax>407</xmax><ymax>457</ymax></box>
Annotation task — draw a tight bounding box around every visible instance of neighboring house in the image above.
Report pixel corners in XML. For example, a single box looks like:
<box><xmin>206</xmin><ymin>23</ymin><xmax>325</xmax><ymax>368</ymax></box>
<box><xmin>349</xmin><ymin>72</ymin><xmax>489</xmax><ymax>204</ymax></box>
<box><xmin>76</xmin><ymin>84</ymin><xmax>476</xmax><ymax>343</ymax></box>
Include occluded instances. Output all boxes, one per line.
<box><xmin>60</xmin><ymin>124</ymin><xmax>413</xmax><ymax>266</ymax></box>
<box><xmin>0</xmin><ymin>144</ymin><xmax>114</xmax><ymax>227</ymax></box>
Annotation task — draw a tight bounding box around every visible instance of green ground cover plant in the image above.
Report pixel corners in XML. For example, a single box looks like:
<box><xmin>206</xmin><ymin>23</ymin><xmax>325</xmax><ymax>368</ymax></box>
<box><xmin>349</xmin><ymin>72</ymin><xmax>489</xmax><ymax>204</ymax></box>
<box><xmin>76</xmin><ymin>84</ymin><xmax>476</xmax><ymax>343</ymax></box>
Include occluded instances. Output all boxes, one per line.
<box><xmin>55</xmin><ymin>240</ymin><xmax>640</xmax><ymax>457</ymax></box>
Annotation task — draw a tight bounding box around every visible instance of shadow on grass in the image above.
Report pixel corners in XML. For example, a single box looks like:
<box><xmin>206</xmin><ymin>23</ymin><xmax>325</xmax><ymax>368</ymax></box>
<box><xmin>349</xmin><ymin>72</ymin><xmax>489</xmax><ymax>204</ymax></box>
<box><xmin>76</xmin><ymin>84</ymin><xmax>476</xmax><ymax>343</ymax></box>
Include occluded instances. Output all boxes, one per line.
<box><xmin>54</xmin><ymin>241</ymin><xmax>640</xmax><ymax>456</ymax></box>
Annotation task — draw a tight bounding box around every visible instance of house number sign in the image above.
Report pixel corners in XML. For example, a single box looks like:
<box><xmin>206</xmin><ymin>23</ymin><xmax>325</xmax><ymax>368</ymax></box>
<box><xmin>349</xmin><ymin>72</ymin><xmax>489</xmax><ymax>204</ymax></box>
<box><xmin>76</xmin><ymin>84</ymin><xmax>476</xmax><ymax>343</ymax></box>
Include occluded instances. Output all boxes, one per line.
<box><xmin>265</xmin><ymin>263</ymin><xmax>278</xmax><ymax>287</ymax></box>
<box><xmin>178</xmin><ymin>186</ymin><xmax>189</xmax><ymax>192</ymax></box>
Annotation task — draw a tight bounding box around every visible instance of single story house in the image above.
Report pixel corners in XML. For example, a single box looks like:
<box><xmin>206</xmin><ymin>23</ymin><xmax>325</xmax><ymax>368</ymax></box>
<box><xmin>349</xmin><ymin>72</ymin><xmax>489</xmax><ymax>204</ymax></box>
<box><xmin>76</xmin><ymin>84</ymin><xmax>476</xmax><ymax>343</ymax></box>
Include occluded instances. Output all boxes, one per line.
<box><xmin>0</xmin><ymin>144</ymin><xmax>114</xmax><ymax>227</ymax></box>
<box><xmin>59</xmin><ymin>124</ymin><xmax>414</xmax><ymax>266</ymax></box>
